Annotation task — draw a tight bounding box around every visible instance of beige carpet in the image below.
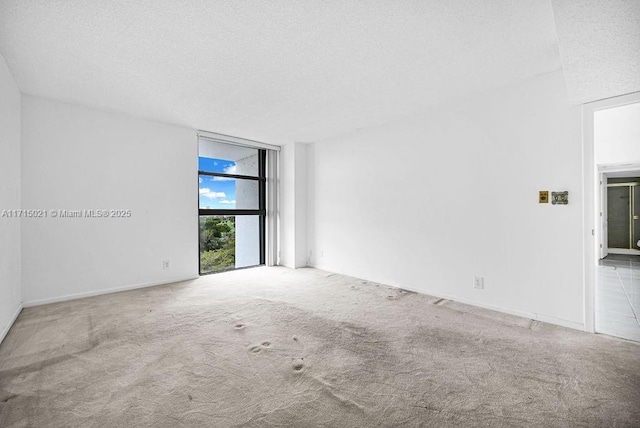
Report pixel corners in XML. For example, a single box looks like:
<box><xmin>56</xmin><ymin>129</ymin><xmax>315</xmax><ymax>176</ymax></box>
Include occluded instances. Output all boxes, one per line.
<box><xmin>1</xmin><ymin>267</ymin><xmax>639</xmax><ymax>427</ymax></box>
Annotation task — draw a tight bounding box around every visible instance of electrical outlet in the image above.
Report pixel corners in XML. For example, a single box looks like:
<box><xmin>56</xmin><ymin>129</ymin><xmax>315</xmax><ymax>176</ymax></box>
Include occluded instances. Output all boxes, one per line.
<box><xmin>163</xmin><ymin>259</ymin><xmax>171</xmax><ymax>270</ymax></box>
<box><xmin>473</xmin><ymin>276</ymin><xmax>484</xmax><ymax>289</ymax></box>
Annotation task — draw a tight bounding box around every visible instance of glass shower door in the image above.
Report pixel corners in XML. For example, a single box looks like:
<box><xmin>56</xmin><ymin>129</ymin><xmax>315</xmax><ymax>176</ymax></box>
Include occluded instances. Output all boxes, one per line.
<box><xmin>608</xmin><ymin>186</ymin><xmax>631</xmax><ymax>249</ymax></box>
<box><xmin>634</xmin><ymin>185</ymin><xmax>640</xmax><ymax>250</ymax></box>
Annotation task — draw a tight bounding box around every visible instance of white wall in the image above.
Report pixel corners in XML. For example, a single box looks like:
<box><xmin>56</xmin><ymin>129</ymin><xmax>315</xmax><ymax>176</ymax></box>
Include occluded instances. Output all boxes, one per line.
<box><xmin>279</xmin><ymin>142</ymin><xmax>307</xmax><ymax>268</ymax></box>
<box><xmin>21</xmin><ymin>96</ymin><xmax>198</xmax><ymax>305</ymax></box>
<box><xmin>279</xmin><ymin>143</ymin><xmax>295</xmax><ymax>268</ymax></box>
<box><xmin>307</xmin><ymin>70</ymin><xmax>584</xmax><ymax>328</ymax></box>
<box><xmin>594</xmin><ymin>101</ymin><xmax>640</xmax><ymax>165</ymax></box>
<box><xmin>0</xmin><ymin>52</ymin><xmax>22</xmax><ymax>342</ymax></box>
<box><xmin>294</xmin><ymin>143</ymin><xmax>308</xmax><ymax>267</ymax></box>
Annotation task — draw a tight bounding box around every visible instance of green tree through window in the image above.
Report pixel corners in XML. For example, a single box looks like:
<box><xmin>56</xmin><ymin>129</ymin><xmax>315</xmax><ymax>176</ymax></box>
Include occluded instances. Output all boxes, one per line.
<box><xmin>199</xmin><ymin>216</ymin><xmax>235</xmax><ymax>273</ymax></box>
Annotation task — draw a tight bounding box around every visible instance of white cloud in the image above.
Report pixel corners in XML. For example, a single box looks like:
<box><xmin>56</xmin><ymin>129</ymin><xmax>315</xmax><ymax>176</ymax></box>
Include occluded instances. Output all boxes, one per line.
<box><xmin>223</xmin><ymin>164</ymin><xmax>237</xmax><ymax>174</ymax></box>
<box><xmin>213</xmin><ymin>176</ymin><xmax>233</xmax><ymax>181</ymax></box>
<box><xmin>219</xmin><ymin>200</ymin><xmax>236</xmax><ymax>204</ymax></box>
<box><xmin>199</xmin><ymin>188</ymin><xmax>226</xmax><ymax>199</ymax></box>
<box><xmin>198</xmin><ymin>177</ymin><xmax>202</xmax><ymax>183</ymax></box>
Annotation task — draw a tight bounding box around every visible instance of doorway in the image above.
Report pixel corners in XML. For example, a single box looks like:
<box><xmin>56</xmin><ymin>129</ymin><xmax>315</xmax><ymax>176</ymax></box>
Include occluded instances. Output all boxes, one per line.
<box><xmin>597</xmin><ymin>171</ymin><xmax>640</xmax><ymax>342</ymax></box>
<box><xmin>587</xmin><ymin>95</ymin><xmax>640</xmax><ymax>342</ymax></box>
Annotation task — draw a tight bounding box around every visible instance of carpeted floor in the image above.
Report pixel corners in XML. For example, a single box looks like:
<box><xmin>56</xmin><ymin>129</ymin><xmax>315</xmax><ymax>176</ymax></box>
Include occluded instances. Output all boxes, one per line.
<box><xmin>1</xmin><ymin>267</ymin><xmax>639</xmax><ymax>427</ymax></box>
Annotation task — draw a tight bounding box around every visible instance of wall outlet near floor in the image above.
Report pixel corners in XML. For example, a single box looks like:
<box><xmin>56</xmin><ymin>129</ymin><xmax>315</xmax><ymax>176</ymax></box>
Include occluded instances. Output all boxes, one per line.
<box><xmin>473</xmin><ymin>276</ymin><xmax>484</xmax><ymax>289</ymax></box>
<box><xmin>163</xmin><ymin>259</ymin><xmax>171</xmax><ymax>270</ymax></box>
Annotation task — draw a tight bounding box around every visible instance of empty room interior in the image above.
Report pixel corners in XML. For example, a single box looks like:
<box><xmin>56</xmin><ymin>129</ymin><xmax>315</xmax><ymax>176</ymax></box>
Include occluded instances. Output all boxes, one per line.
<box><xmin>1</xmin><ymin>1</ymin><xmax>639</xmax><ymax>426</ymax></box>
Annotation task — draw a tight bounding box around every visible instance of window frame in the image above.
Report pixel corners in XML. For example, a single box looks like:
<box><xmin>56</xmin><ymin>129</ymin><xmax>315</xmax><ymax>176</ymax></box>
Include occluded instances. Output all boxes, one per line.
<box><xmin>198</xmin><ymin>149</ymin><xmax>266</xmax><ymax>274</ymax></box>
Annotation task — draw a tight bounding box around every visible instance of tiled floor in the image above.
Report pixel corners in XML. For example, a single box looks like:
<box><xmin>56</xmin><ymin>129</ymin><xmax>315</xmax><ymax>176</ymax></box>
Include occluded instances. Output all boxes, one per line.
<box><xmin>596</xmin><ymin>254</ymin><xmax>640</xmax><ymax>342</ymax></box>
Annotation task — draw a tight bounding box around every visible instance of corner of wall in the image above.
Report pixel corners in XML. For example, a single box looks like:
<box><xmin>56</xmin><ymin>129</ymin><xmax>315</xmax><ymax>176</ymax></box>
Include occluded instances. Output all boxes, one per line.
<box><xmin>278</xmin><ymin>141</ymin><xmax>308</xmax><ymax>269</ymax></box>
<box><xmin>0</xmin><ymin>49</ymin><xmax>23</xmax><ymax>343</ymax></box>
<box><xmin>294</xmin><ymin>142</ymin><xmax>308</xmax><ymax>268</ymax></box>
<box><xmin>19</xmin><ymin>95</ymin><xmax>198</xmax><ymax>303</ymax></box>
<box><xmin>0</xmin><ymin>303</ymin><xmax>23</xmax><ymax>345</ymax></box>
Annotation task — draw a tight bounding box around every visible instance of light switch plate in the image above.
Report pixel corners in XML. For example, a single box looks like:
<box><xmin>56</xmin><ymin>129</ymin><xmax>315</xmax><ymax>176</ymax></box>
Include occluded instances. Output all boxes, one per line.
<box><xmin>539</xmin><ymin>191</ymin><xmax>549</xmax><ymax>203</ymax></box>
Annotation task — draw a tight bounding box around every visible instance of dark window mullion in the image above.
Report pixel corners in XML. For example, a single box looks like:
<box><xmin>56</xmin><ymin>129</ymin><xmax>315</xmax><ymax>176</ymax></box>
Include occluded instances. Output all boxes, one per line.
<box><xmin>258</xmin><ymin>150</ymin><xmax>266</xmax><ymax>212</ymax></box>
<box><xmin>199</xmin><ymin>209</ymin><xmax>264</xmax><ymax>216</ymax></box>
<box><xmin>198</xmin><ymin>170</ymin><xmax>263</xmax><ymax>181</ymax></box>
<box><xmin>258</xmin><ymin>150</ymin><xmax>266</xmax><ymax>265</ymax></box>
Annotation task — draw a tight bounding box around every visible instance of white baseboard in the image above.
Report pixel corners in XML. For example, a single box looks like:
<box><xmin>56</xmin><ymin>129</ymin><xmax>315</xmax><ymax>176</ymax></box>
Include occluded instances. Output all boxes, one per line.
<box><xmin>401</xmin><ymin>283</ymin><xmax>584</xmax><ymax>331</ymax></box>
<box><xmin>22</xmin><ymin>276</ymin><xmax>200</xmax><ymax>308</ymax></box>
<box><xmin>307</xmin><ymin>264</ymin><xmax>584</xmax><ymax>332</ymax></box>
<box><xmin>0</xmin><ymin>302</ymin><xmax>23</xmax><ymax>344</ymax></box>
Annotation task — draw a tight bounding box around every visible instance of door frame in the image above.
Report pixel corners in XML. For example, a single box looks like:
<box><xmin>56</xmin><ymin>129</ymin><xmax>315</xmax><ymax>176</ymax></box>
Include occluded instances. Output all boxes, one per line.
<box><xmin>583</xmin><ymin>92</ymin><xmax>640</xmax><ymax>333</ymax></box>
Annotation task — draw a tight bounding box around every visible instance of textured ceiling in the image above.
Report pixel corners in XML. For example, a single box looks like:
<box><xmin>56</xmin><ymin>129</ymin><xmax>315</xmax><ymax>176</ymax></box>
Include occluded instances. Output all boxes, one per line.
<box><xmin>0</xmin><ymin>1</ymin><xmax>563</xmax><ymax>144</ymax></box>
<box><xmin>552</xmin><ymin>0</ymin><xmax>640</xmax><ymax>105</ymax></box>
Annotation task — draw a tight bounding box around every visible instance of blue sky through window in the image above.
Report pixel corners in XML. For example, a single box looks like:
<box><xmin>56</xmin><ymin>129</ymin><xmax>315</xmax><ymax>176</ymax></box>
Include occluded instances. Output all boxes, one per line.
<box><xmin>199</xmin><ymin>157</ymin><xmax>237</xmax><ymax>209</ymax></box>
